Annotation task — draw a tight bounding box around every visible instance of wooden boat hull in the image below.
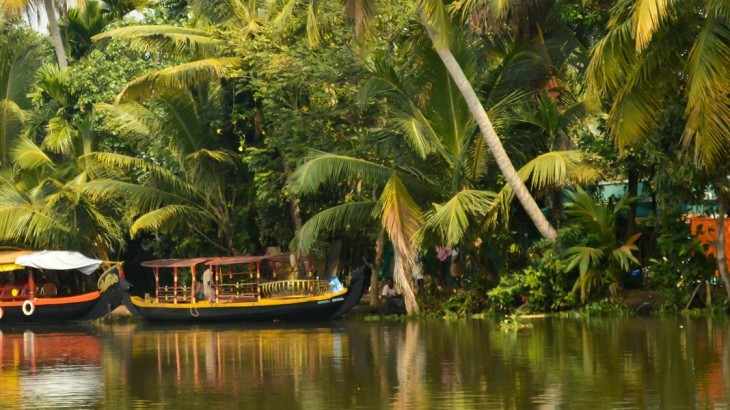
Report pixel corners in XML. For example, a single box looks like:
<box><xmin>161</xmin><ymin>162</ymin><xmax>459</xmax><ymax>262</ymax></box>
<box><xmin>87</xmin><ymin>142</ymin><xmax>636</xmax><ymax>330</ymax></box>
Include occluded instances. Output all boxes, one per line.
<box><xmin>124</xmin><ymin>267</ymin><xmax>368</xmax><ymax>323</ymax></box>
<box><xmin>0</xmin><ymin>272</ymin><xmax>129</xmax><ymax>325</ymax></box>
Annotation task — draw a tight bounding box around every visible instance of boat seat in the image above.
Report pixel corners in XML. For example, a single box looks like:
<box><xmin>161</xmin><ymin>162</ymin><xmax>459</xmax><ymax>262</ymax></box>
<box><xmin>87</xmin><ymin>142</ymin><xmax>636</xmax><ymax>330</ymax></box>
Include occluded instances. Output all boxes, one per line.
<box><xmin>38</xmin><ymin>282</ymin><xmax>58</xmax><ymax>297</ymax></box>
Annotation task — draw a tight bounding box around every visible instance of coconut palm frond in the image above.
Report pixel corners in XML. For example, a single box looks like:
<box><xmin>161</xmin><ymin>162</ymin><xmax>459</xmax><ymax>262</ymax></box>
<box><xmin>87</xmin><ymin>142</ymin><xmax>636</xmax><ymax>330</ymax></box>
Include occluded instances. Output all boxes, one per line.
<box><xmin>84</xmin><ymin>153</ymin><xmax>195</xmax><ymax>195</ymax></box>
<box><xmin>288</xmin><ymin>152</ymin><xmax>395</xmax><ymax>195</ymax></box>
<box><xmin>2</xmin><ymin>42</ymin><xmax>42</xmax><ymax>104</ymax></box>
<box><xmin>95</xmin><ymin>102</ymin><xmax>155</xmax><ymax>140</ymax></box>
<box><xmin>41</xmin><ymin>116</ymin><xmax>76</xmax><ymax>154</ymax></box>
<box><xmin>632</xmin><ymin>0</ymin><xmax>675</xmax><ymax>52</ymax></box>
<box><xmin>0</xmin><ymin>99</ymin><xmax>25</xmax><ymax>165</ymax></box>
<box><xmin>421</xmin><ymin>189</ymin><xmax>497</xmax><ymax>247</ymax></box>
<box><xmin>10</xmin><ymin>137</ymin><xmax>54</xmax><ymax>170</ymax></box>
<box><xmin>519</xmin><ymin>151</ymin><xmax>595</xmax><ymax>191</ymax></box>
<box><xmin>391</xmin><ymin>109</ymin><xmax>443</xmax><ymax>159</ymax></box>
<box><xmin>360</xmin><ymin>59</ymin><xmax>411</xmax><ymax>106</ymax></box>
<box><xmin>467</xmin><ymin>128</ymin><xmax>490</xmax><ymax>181</ymax></box>
<box><xmin>185</xmin><ymin>149</ymin><xmax>238</xmax><ymax>165</ymax></box>
<box><xmin>155</xmin><ymin>92</ymin><xmax>204</xmax><ymax>153</ymax></box>
<box><xmin>130</xmin><ymin>204</ymin><xmax>212</xmax><ymax>237</ymax></box>
<box><xmin>305</xmin><ymin>0</ymin><xmax>320</xmax><ymax>46</ymax></box>
<box><xmin>293</xmin><ymin>201</ymin><xmax>377</xmax><ymax>254</ymax></box>
<box><xmin>415</xmin><ymin>0</ymin><xmax>451</xmax><ymax>49</ymax></box>
<box><xmin>607</xmin><ymin>79</ymin><xmax>666</xmax><ymax>150</ymax></box>
<box><xmin>270</xmin><ymin>0</ymin><xmax>297</xmax><ymax>31</ymax></box>
<box><xmin>585</xmin><ymin>20</ymin><xmax>637</xmax><ymax>110</ymax></box>
<box><xmin>82</xmin><ymin>179</ymin><xmax>191</xmax><ymax>213</ymax></box>
<box><xmin>92</xmin><ymin>25</ymin><xmax>222</xmax><ymax>57</ymax></box>
<box><xmin>116</xmin><ymin>57</ymin><xmax>243</xmax><ymax>102</ymax></box>
<box><xmin>0</xmin><ymin>187</ymin><xmax>71</xmax><ymax>246</ymax></box>
<box><xmin>374</xmin><ymin>174</ymin><xmax>422</xmax><ymax>261</ymax></box>
<box><xmin>682</xmin><ymin>15</ymin><xmax>730</xmax><ymax>167</ymax></box>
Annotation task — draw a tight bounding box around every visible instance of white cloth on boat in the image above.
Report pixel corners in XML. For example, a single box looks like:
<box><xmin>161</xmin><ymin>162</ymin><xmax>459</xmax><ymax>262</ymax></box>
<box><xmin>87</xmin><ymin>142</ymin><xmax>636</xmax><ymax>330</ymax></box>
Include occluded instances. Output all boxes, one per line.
<box><xmin>202</xmin><ymin>268</ymin><xmax>213</xmax><ymax>299</ymax></box>
<box><xmin>15</xmin><ymin>251</ymin><xmax>102</xmax><ymax>275</ymax></box>
<box><xmin>329</xmin><ymin>276</ymin><xmax>344</xmax><ymax>292</ymax></box>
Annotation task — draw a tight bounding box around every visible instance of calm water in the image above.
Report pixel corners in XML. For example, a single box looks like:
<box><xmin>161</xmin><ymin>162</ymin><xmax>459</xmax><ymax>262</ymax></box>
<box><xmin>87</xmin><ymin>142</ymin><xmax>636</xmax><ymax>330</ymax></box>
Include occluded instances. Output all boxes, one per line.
<box><xmin>0</xmin><ymin>316</ymin><xmax>729</xmax><ymax>409</ymax></box>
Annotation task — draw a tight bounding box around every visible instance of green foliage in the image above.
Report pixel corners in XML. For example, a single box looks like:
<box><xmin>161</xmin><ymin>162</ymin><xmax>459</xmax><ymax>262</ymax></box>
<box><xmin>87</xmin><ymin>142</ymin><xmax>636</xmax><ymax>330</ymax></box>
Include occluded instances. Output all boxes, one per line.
<box><xmin>487</xmin><ymin>241</ymin><xmax>577</xmax><ymax>313</ymax></box>
<box><xmin>562</xmin><ymin>186</ymin><xmax>641</xmax><ymax>302</ymax></box>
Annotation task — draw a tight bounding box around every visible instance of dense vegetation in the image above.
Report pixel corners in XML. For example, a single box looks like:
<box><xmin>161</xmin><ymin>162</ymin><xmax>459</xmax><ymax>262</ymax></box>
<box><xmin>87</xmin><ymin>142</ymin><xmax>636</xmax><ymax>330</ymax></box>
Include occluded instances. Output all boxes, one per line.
<box><xmin>0</xmin><ymin>0</ymin><xmax>727</xmax><ymax>315</ymax></box>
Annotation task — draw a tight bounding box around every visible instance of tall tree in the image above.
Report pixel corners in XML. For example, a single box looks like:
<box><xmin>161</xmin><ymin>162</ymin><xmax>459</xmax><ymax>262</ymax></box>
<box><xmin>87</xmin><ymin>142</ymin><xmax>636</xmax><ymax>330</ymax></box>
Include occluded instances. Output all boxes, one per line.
<box><xmin>586</xmin><ymin>0</ymin><xmax>730</xmax><ymax>299</ymax></box>
<box><xmin>1</xmin><ymin>0</ymin><xmax>68</xmax><ymax>68</ymax></box>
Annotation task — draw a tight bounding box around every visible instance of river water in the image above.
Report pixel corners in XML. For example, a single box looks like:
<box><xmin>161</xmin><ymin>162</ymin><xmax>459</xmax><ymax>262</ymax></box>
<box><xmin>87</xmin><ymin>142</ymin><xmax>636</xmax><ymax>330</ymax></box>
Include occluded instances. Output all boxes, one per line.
<box><xmin>0</xmin><ymin>316</ymin><xmax>728</xmax><ymax>409</ymax></box>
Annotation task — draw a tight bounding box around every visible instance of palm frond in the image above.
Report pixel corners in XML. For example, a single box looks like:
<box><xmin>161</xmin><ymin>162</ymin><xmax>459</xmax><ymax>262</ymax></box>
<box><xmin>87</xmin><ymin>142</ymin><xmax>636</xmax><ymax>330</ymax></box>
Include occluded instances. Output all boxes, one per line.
<box><xmin>415</xmin><ymin>0</ymin><xmax>451</xmax><ymax>49</ymax></box>
<box><xmin>83</xmin><ymin>153</ymin><xmax>195</xmax><ymax>195</ymax></box>
<box><xmin>293</xmin><ymin>201</ymin><xmax>377</xmax><ymax>254</ymax></box>
<box><xmin>116</xmin><ymin>57</ymin><xmax>243</xmax><ymax>102</ymax></box>
<box><xmin>82</xmin><ymin>179</ymin><xmax>189</xmax><ymax>214</ymax></box>
<box><xmin>95</xmin><ymin>102</ymin><xmax>155</xmax><ymax>140</ymax></box>
<box><xmin>632</xmin><ymin>0</ymin><xmax>675</xmax><ymax>52</ymax></box>
<box><xmin>288</xmin><ymin>152</ymin><xmax>395</xmax><ymax>195</ymax></box>
<box><xmin>565</xmin><ymin>246</ymin><xmax>605</xmax><ymax>276</ymax></box>
<box><xmin>10</xmin><ymin>137</ymin><xmax>54</xmax><ymax>170</ymax></box>
<box><xmin>306</xmin><ymin>0</ymin><xmax>320</xmax><ymax>46</ymax></box>
<box><xmin>391</xmin><ymin>109</ymin><xmax>443</xmax><ymax>159</ymax></box>
<box><xmin>154</xmin><ymin>92</ymin><xmax>204</xmax><ymax>154</ymax></box>
<box><xmin>92</xmin><ymin>25</ymin><xmax>222</xmax><ymax>58</ymax></box>
<box><xmin>0</xmin><ymin>99</ymin><xmax>25</xmax><ymax>165</ymax></box>
<box><xmin>130</xmin><ymin>204</ymin><xmax>211</xmax><ymax>237</ymax></box>
<box><xmin>185</xmin><ymin>149</ymin><xmax>238</xmax><ymax>165</ymax></box>
<box><xmin>41</xmin><ymin>117</ymin><xmax>76</xmax><ymax>154</ymax></box>
<box><xmin>421</xmin><ymin>189</ymin><xmax>497</xmax><ymax>247</ymax></box>
<box><xmin>585</xmin><ymin>20</ymin><xmax>637</xmax><ymax>110</ymax></box>
<box><xmin>682</xmin><ymin>14</ymin><xmax>730</xmax><ymax>167</ymax></box>
<box><xmin>373</xmin><ymin>174</ymin><xmax>422</xmax><ymax>261</ymax></box>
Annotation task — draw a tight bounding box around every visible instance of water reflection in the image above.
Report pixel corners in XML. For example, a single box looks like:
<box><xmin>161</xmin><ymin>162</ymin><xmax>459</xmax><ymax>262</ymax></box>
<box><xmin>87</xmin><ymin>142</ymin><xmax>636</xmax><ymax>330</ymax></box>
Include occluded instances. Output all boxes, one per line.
<box><xmin>0</xmin><ymin>327</ymin><xmax>103</xmax><ymax>409</ymax></box>
<box><xmin>2</xmin><ymin>317</ymin><xmax>730</xmax><ymax>408</ymax></box>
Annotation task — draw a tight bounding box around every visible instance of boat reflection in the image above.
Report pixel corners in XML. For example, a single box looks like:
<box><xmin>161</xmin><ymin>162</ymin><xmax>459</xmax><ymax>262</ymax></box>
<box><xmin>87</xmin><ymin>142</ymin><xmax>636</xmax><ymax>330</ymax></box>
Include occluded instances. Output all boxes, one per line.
<box><xmin>0</xmin><ymin>327</ymin><xmax>103</xmax><ymax>408</ymax></box>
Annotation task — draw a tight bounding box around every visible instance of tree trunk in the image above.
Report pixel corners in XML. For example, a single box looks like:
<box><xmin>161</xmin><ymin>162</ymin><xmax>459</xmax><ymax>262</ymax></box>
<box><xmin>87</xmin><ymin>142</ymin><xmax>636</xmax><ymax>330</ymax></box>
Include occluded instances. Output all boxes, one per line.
<box><xmin>369</xmin><ymin>230</ymin><xmax>385</xmax><ymax>308</ymax></box>
<box><xmin>626</xmin><ymin>167</ymin><xmax>638</xmax><ymax>238</ymax></box>
<box><xmin>282</xmin><ymin>156</ymin><xmax>304</xmax><ymax>232</ymax></box>
<box><xmin>44</xmin><ymin>0</ymin><xmax>67</xmax><ymax>69</ymax></box>
<box><xmin>423</xmin><ymin>25</ymin><xmax>557</xmax><ymax>241</ymax></box>
<box><xmin>393</xmin><ymin>247</ymin><xmax>419</xmax><ymax>315</ymax></box>
<box><xmin>717</xmin><ymin>187</ymin><xmax>730</xmax><ymax>301</ymax></box>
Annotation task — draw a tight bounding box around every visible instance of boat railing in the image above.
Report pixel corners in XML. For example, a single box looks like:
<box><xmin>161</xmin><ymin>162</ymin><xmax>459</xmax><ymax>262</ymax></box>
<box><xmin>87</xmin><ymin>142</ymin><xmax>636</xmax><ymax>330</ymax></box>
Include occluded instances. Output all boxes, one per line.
<box><xmin>158</xmin><ymin>285</ymin><xmax>195</xmax><ymax>303</ymax></box>
<box><xmin>215</xmin><ymin>282</ymin><xmax>258</xmax><ymax>302</ymax></box>
<box><xmin>260</xmin><ymin>279</ymin><xmax>332</xmax><ymax>299</ymax></box>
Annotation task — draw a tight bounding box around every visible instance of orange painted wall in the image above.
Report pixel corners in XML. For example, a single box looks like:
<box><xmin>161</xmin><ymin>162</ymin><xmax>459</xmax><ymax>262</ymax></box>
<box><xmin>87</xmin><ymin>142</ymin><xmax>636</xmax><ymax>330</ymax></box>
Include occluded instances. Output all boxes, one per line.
<box><xmin>690</xmin><ymin>217</ymin><xmax>730</xmax><ymax>271</ymax></box>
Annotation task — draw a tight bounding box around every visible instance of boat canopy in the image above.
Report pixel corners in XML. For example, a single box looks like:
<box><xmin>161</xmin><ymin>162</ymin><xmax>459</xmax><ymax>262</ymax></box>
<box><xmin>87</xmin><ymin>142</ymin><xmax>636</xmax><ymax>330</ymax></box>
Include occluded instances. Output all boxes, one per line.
<box><xmin>205</xmin><ymin>255</ymin><xmax>269</xmax><ymax>266</ymax></box>
<box><xmin>141</xmin><ymin>258</ymin><xmax>210</xmax><ymax>268</ymax></box>
<box><xmin>15</xmin><ymin>251</ymin><xmax>103</xmax><ymax>275</ymax></box>
<box><xmin>0</xmin><ymin>250</ymin><xmax>34</xmax><ymax>272</ymax></box>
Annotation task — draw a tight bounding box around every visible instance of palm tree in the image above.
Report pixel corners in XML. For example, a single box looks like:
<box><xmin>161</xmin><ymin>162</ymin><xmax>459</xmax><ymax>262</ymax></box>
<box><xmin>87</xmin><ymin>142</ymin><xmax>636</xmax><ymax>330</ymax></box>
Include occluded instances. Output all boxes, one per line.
<box><xmin>59</xmin><ymin>0</ymin><xmax>113</xmax><ymax>60</ymax></box>
<box><xmin>563</xmin><ymin>186</ymin><xmax>641</xmax><ymax>302</ymax></box>
<box><xmin>586</xmin><ymin>0</ymin><xmax>730</xmax><ymax>299</ymax></box>
<box><xmin>1</xmin><ymin>0</ymin><xmax>68</xmax><ymax>68</ymax></box>
<box><xmin>0</xmin><ymin>36</ymin><xmax>44</xmax><ymax>166</ymax></box>
<box><xmin>0</xmin><ymin>100</ymin><xmax>126</xmax><ymax>259</ymax></box>
<box><xmin>87</xmin><ymin>89</ymin><xmax>246</xmax><ymax>254</ymax></box>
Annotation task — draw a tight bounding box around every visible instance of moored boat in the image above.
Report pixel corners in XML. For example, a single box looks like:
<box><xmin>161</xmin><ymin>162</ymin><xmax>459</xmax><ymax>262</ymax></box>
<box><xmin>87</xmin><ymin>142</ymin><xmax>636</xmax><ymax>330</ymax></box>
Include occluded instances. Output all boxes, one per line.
<box><xmin>123</xmin><ymin>254</ymin><xmax>368</xmax><ymax>322</ymax></box>
<box><xmin>0</xmin><ymin>250</ymin><xmax>129</xmax><ymax>325</ymax></box>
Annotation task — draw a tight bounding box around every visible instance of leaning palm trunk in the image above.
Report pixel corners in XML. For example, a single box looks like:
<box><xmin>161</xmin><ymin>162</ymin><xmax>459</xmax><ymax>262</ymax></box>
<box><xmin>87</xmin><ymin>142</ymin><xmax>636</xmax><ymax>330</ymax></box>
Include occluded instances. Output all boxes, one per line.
<box><xmin>422</xmin><ymin>24</ymin><xmax>558</xmax><ymax>241</ymax></box>
<box><xmin>393</xmin><ymin>247</ymin><xmax>419</xmax><ymax>315</ymax></box>
<box><xmin>44</xmin><ymin>0</ymin><xmax>67</xmax><ymax>69</ymax></box>
<box><xmin>717</xmin><ymin>189</ymin><xmax>730</xmax><ymax>301</ymax></box>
